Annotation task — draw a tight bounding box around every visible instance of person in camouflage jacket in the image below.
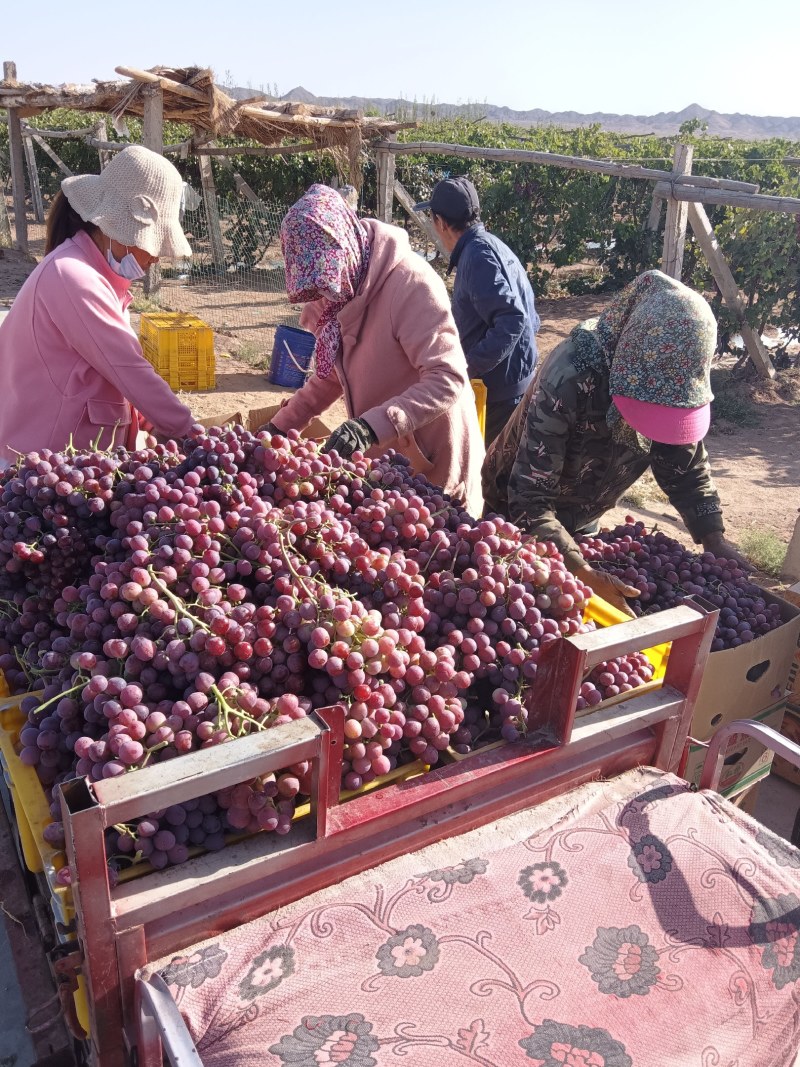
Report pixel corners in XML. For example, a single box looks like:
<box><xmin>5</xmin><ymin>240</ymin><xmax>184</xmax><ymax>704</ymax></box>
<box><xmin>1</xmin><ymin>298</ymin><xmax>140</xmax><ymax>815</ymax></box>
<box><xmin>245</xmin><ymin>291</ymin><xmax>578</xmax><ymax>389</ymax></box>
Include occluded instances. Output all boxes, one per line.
<box><xmin>482</xmin><ymin>271</ymin><xmax>745</xmax><ymax>614</ymax></box>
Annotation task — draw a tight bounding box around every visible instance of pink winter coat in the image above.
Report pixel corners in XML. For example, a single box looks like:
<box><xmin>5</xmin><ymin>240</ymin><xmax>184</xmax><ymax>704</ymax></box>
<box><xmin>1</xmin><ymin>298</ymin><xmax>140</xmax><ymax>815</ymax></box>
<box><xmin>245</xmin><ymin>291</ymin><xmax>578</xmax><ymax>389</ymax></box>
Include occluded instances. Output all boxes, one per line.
<box><xmin>271</xmin><ymin>220</ymin><xmax>485</xmax><ymax>515</ymax></box>
<box><xmin>0</xmin><ymin>230</ymin><xmax>193</xmax><ymax>461</ymax></box>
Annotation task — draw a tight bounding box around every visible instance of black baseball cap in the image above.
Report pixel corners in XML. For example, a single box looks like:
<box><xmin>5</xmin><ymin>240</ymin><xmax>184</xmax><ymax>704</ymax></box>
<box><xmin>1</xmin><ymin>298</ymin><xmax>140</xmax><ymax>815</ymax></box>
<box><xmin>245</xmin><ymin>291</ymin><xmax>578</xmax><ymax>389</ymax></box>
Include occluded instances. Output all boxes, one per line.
<box><xmin>414</xmin><ymin>177</ymin><xmax>480</xmax><ymax>224</ymax></box>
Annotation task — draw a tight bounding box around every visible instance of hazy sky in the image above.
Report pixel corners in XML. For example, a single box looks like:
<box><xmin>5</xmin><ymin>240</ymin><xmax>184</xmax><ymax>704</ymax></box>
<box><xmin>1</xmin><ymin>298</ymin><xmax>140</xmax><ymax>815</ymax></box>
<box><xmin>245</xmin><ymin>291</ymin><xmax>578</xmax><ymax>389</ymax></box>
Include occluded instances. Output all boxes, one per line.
<box><xmin>5</xmin><ymin>0</ymin><xmax>799</xmax><ymax>116</ymax></box>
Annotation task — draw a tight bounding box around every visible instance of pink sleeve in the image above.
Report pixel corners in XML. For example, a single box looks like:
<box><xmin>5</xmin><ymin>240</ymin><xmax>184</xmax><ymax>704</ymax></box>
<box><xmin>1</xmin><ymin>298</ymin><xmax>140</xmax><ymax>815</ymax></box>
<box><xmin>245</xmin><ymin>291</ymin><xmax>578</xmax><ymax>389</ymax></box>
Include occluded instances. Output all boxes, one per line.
<box><xmin>52</xmin><ymin>264</ymin><xmax>194</xmax><ymax>437</ymax></box>
<box><xmin>270</xmin><ymin>372</ymin><xmax>343</xmax><ymax>433</ymax></box>
<box><xmin>361</xmin><ymin>267</ymin><xmax>468</xmax><ymax>445</ymax></box>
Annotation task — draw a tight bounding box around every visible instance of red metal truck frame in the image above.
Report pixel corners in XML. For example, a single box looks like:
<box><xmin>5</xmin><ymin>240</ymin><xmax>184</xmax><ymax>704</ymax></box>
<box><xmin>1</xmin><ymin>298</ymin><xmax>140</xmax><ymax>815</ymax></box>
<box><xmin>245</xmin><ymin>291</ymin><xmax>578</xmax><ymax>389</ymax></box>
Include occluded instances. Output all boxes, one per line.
<box><xmin>59</xmin><ymin>602</ymin><xmax>718</xmax><ymax>1067</ymax></box>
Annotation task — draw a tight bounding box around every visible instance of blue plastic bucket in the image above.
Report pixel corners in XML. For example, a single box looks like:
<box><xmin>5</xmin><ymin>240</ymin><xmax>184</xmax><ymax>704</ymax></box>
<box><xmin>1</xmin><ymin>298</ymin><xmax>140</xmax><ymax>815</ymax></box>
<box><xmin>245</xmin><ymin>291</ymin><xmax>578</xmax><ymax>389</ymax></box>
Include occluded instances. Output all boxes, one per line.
<box><xmin>268</xmin><ymin>325</ymin><xmax>316</xmax><ymax>389</ymax></box>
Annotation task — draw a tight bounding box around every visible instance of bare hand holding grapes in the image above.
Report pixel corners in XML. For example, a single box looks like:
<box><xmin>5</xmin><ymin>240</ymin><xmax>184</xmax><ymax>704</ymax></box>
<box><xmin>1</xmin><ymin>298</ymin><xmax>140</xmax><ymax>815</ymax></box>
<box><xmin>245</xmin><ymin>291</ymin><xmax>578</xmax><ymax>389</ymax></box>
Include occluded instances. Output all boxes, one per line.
<box><xmin>574</xmin><ymin>564</ymin><xmax>639</xmax><ymax>618</ymax></box>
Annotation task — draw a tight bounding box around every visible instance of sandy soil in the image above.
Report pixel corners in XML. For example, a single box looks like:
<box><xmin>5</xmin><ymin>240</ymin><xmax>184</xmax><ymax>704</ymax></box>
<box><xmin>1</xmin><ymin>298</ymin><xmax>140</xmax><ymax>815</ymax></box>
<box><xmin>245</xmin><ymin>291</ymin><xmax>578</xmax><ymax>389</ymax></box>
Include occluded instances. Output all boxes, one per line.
<box><xmin>1</xmin><ymin>248</ymin><xmax>797</xmax><ymax>553</ymax></box>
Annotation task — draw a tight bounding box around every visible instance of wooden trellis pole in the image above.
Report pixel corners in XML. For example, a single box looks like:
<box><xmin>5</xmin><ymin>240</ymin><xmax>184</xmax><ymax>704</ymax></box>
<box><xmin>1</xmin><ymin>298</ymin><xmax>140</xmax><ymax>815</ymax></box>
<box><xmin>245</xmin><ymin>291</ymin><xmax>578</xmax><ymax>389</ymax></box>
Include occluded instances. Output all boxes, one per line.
<box><xmin>661</xmin><ymin>143</ymin><xmax>693</xmax><ymax>279</ymax></box>
<box><xmin>142</xmin><ymin>84</ymin><xmax>163</xmax><ymax>297</ymax></box>
<box><xmin>3</xmin><ymin>61</ymin><xmax>28</xmax><ymax>253</ymax></box>
<box><xmin>375</xmin><ymin>135</ymin><xmax>396</xmax><ymax>223</ymax></box>
<box><xmin>393</xmin><ymin>180</ymin><xmax>449</xmax><ymax>260</ymax></box>
<box><xmin>686</xmin><ymin>201</ymin><xmax>776</xmax><ymax>379</ymax></box>
<box><xmin>22</xmin><ymin>135</ymin><xmax>44</xmax><ymax>223</ymax></box>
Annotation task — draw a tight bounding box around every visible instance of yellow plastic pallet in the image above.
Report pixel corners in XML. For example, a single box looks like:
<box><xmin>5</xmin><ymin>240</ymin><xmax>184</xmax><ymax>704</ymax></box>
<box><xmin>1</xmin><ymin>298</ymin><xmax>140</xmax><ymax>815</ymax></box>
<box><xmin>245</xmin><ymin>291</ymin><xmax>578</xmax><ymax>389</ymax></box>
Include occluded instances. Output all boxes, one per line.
<box><xmin>139</xmin><ymin>312</ymin><xmax>216</xmax><ymax>392</ymax></box>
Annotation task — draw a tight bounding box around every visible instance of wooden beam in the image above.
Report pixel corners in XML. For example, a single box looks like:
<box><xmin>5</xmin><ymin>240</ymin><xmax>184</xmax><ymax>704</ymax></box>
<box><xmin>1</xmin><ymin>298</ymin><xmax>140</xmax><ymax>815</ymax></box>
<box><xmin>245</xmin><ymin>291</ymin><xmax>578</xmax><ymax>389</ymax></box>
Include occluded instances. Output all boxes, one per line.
<box><xmin>22</xmin><ymin>135</ymin><xmax>44</xmax><ymax>223</ymax></box>
<box><xmin>662</xmin><ymin>142</ymin><xmax>693</xmax><ymax>279</ymax></box>
<box><xmin>645</xmin><ymin>191</ymin><xmax>664</xmax><ymax>232</ymax></box>
<box><xmin>654</xmin><ymin>180</ymin><xmax>800</xmax><ymax>216</ymax></box>
<box><xmin>27</xmin><ymin>132</ymin><xmax>73</xmax><ymax>176</ymax></box>
<box><xmin>375</xmin><ymin>136</ymin><xmax>396</xmax><ymax>222</ymax></box>
<box><xmin>197</xmin><ymin>153</ymin><xmax>226</xmax><ymax>268</ymax></box>
<box><xmin>195</xmin><ymin>142</ymin><xmax>317</xmax><ymax>157</ymax></box>
<box><xmin>393</xmin><ymin>179</ymin><xmax>448</xmax><ymax>260</ymax></box>
<box><xmin>373</xmin><ymin>140</ymin><xmax>759</xmax><ymax>193</ymax></box>
<box><xmin>4</xmin><ymin>61</ymin><xmax>28</xmax><ymax>254</ymax></box>
<box><xmin>686</xmin><ymin>200</ymin><xmax>776</xmax><ymax>379</ymax></box>
<box><xmin>142</xmin><ymin>85</ymin><xmax>164</xmax><ymax>296</ymax></box>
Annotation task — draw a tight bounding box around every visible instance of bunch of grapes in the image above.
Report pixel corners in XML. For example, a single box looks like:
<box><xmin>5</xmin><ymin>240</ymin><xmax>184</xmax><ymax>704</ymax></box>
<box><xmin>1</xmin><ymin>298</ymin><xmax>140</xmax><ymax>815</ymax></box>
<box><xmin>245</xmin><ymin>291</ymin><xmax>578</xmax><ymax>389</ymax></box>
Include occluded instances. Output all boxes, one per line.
<box><xmin>0</xmin><ymin>428</ymin><xmax>657</xmax><ymax>880</ymax></box>
<box><xmin>577</xmin><ymin>518</ymin><xmax>783</xmax><ymax>651</ymax></box>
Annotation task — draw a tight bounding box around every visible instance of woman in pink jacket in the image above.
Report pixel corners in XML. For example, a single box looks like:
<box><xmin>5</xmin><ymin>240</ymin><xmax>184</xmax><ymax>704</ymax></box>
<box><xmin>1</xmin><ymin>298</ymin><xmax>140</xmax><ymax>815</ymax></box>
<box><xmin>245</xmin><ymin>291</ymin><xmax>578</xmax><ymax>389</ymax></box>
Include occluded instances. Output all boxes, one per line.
<box><xmin>0</xmin><ymin>146</ymin><xmax>195</xmax><ymax>464</ymax></box>
<box><xmin>269</xmin><ymin>185</ymin><xmax>485</xmax><ymax>516</ymax></box>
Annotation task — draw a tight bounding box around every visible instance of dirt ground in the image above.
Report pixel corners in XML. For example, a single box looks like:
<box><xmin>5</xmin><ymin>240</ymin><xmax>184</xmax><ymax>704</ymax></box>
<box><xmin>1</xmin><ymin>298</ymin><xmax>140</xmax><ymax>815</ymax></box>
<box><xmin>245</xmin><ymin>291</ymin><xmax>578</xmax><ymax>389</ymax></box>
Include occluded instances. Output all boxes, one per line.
<box><xmin>1</xmin><ymin>249</ymin><xmax>797</xmax><ymax>555</ymax></box>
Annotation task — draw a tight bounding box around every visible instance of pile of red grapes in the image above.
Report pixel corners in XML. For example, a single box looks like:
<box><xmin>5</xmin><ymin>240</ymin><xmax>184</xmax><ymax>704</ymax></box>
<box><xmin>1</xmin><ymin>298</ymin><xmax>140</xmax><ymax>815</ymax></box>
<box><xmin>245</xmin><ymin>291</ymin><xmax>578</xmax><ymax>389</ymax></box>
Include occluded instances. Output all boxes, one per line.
<box><xmin>577</xmin><ymin>518</ymin><xmax>784</xmax><ymax>652</ymax></box>
<box><xmin>0</xmin><ymin>428</ymin><xmax>654</xmax><ymax>881</ymax></box>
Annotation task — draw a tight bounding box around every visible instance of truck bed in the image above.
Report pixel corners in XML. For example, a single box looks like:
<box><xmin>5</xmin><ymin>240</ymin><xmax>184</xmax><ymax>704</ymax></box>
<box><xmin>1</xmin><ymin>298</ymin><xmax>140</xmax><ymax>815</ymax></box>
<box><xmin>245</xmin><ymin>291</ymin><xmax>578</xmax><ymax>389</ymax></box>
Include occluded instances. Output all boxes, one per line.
<box><xmin>138</xmin><ymin>765</ymin><xmax>800</xmax><ymax>1067</ymax></box>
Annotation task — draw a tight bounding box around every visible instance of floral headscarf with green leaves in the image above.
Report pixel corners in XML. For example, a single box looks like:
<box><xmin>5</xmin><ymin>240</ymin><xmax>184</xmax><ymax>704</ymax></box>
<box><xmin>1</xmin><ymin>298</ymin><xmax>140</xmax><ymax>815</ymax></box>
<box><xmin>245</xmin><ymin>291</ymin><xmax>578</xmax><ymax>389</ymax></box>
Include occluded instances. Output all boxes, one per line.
<box><xmin>570</xmin><ymin>270</ymin><xmax>717</xmax><ymax>453</ymax></box>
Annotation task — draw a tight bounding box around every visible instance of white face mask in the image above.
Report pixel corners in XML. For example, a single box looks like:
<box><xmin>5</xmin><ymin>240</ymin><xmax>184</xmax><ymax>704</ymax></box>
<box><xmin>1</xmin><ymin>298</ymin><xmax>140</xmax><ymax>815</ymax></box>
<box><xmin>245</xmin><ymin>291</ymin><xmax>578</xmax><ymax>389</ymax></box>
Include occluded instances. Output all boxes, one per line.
<box><xmin>106</xmin><ymin>244</ymin><xmax>146</xmax><ymax>281</ymax></box>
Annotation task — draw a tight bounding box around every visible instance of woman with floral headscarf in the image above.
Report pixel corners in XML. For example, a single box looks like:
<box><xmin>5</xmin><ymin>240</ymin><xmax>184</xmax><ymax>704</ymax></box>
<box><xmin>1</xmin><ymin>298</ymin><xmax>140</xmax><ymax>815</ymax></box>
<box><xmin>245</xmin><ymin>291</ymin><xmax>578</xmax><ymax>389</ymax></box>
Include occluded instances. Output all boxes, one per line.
<box><xmin>482</xmin><ymin>270</ymin><xmax>745</xmax><ymax>614</ymax></box>
<box><xmin>266</xmin><ymin>185</ymin><xmax>484</xmax><ymax>516</ymax></box>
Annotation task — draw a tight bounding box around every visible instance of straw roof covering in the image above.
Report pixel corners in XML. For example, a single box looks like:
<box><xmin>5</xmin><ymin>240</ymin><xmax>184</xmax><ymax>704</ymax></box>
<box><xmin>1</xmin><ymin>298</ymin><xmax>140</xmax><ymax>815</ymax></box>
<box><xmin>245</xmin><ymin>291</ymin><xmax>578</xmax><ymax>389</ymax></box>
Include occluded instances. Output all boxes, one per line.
<box><xmin>0</xmin><ymin>65</ymin><xmax>412</xmax><ymax>151</ymax></box>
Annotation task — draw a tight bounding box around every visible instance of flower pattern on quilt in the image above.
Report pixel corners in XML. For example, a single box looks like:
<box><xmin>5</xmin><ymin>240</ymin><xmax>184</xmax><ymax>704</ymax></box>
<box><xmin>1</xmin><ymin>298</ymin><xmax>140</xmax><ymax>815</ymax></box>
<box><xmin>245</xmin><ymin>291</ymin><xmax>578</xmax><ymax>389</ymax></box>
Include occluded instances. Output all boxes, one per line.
<box><xmin>749</xmin><ymin>894</ymin><xmax>800</xmax><ymax>990</ymax></box>
<box><xmin>269</xmin><ymin>1013</ymin><xmax>379</xmax><ymax>1067</ymax></box>
<box><xmin>627</xmin><ymin>834</ymin><xmax>673</xmax><ymax>884</ymax></box>
<box><xmin>755</xmin><ymin>829</ymin><xmax>800</xmax><ymax>869</ymax></box>
<box><xmin>376</xmin><ymin>924</ymin><xmax>440</xmax><ymax>978</ymax></box>
<box><xmin>518</xmin><ymin>861</ymin><xmax>568</xmax><ymax>903</ymax></box>
<box><xmin>579</xmin><ymin>924</ymin><xmax>660</xmax><ymax>997</ymax></box>
<box><xmin>238</xmin><ymin>944</ymin><xmax>295</xmax><ymax>1001</ymax></box>
<box><xmin>425</xmin><ymin>857</ymin><xmax>488</xmax><ymax>886</ymax></box>
<box><xmin>159</xmin><ymin>945</ymin><xmax>227</xmax><ymax>989</ymax></box>
<box><xmin>519</xmin><ymin>1018</ymin><xmax>633</xmax><ymax>1066</ymax></box>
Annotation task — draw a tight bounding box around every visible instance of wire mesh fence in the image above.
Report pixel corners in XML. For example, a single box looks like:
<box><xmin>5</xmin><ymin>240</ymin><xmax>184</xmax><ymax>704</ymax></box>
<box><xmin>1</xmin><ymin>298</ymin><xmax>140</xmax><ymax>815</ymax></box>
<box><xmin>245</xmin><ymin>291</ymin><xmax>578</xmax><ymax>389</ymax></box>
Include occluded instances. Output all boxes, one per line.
<box><xmin>1</xmin><ymin>178</ymin><xmax>302</xmax><ymax>365</ymax></box>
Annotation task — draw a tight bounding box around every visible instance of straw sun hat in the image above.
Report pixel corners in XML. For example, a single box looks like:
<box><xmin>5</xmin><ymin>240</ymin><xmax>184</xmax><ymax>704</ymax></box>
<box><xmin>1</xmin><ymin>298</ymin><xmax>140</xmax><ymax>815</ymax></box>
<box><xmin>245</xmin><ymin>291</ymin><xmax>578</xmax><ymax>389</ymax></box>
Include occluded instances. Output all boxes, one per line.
<box><xmin>61</xmin><ymin>145</ymin><xmax>192</xmax><ymax>258</ymax></box>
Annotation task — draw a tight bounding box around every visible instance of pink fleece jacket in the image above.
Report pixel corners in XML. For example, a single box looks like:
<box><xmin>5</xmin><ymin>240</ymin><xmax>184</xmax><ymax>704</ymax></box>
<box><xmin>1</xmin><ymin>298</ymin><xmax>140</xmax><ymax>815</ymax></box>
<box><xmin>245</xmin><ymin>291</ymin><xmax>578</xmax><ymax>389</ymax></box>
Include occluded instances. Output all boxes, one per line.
<box><xmin>271</xmin><ymin>220</ymin><xmax>485</xmax><ymax>515</ymax></box>
<box><xmin>0</xmin><ymin>230</ymin><xmax>193</xmax><ymax>461</ymax></box>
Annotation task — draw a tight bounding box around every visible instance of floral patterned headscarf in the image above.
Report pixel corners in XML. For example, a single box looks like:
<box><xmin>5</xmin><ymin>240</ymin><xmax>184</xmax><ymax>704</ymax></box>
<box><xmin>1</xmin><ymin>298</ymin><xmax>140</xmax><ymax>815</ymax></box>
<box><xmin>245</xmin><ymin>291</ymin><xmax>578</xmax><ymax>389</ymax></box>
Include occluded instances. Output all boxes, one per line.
<box><xmin>570</xmin><ymin>270</ymin><xmax>717</xmax><ymax>452</ymax></box>
<box><xmin>280</xmin><ymin>184</ymin><xmax>371</xmax><ymax>379</ymax></box>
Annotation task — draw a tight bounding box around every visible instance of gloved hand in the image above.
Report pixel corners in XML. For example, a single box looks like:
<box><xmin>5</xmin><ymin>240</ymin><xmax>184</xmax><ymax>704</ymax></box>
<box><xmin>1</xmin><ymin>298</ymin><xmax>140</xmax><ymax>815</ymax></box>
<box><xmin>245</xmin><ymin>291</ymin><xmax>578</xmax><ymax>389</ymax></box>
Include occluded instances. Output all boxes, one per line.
<box><xmin>257</xmin><ymin>422</ymin><xmax>282</xmax><ymax>435</ymax></box>
<box><xmin>322</xmin><ymin>418</ymin><xmax>377</xmax><ymax>458</ymax></box>
<box><xmin>575</xmin><ymin>564</ymin><xmax>640</xmax><ymax>619</ymax></box>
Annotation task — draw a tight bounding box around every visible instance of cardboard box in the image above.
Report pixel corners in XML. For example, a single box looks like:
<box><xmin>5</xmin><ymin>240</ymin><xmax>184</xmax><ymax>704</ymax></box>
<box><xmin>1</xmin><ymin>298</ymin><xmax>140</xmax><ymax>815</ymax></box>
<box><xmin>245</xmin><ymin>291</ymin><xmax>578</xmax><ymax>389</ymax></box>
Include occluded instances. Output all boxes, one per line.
<box><xmin>772</xmin><ymin>703</ymin><xmax>800</xmax><ymax>787</ymax></box>
<box><xmin>197</xmin><ymin>405</ymin><xmax>334</xmax><ymax>441</ymax></box>
<box><xmin>691</xmin><ymin>589</ymin><xmax>800</xmax><ymax>741</ymax></box>
<box><xmin>681</xmin><ymin>702</ymin><xmax>786</xmax><ymax>797</ymax></box>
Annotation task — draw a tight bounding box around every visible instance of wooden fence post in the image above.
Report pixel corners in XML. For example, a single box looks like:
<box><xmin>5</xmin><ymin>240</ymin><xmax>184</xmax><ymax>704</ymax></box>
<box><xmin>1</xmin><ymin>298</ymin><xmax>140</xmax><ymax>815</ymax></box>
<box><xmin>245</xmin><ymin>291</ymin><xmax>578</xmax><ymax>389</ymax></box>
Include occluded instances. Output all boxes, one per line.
<box><xmin>393</xmin><ymin>179</ymin><xmax>449</xmax><ymax>261</ymax></box>
<box><xmin>92</xmin><ymin>116</ymin><xmax>111</xmax><ymax>170</ymax></box>
<box><xmin>22</xmin><ymin>134</ymin><xmax>44</xmax><ymax>223</ymax></box>
<box><xmin>197</xmin><ymin>150</ymin><xmax>226</xmax><ymax>270</ymax></box>
<box><xmin>661</xmin><ymin>142</ymin><xmax>693</xmax><ymax>279</ymax></box>
<box><xmin>686</xmin><ymin>200</ymin><xmax>776</xmax><ymax>379</ymax></box>
<box><xmin>3</xmin><ymin>61</ymin><xmax>29</xmax><ymax>254</ymax></box>
<box><xmin>142</xmin><ymin>84</ymin><xmax>164</xmax><ymax>298</ymax></box>
<box><xmin>26</xmin><ymin>131</ymin><xmax>74</xmax><ymax>177</ymax></box>
<box><xmin>375</xmin><ymin>136</ymin><xmax>396</xmax><ymax>223</ymax></box>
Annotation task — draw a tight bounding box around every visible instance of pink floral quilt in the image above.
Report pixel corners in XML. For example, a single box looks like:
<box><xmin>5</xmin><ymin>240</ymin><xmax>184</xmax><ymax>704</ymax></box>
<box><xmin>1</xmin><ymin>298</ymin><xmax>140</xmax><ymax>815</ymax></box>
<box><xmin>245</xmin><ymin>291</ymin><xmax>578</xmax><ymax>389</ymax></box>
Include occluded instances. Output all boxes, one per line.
<box><xmin>144</xmin><ymin>769</ymin><xmax>800</xmax><ymax>1067</ymax></box>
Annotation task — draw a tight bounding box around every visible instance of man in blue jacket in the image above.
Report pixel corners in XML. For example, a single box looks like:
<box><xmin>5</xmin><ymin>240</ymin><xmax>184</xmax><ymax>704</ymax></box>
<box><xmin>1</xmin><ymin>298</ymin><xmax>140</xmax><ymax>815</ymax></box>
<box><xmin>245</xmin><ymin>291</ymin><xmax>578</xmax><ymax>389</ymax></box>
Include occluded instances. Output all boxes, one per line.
<box><xmin>415</xmin><ymin>177</ymin><xmax>540</xmax><ymax>444</ymax></box>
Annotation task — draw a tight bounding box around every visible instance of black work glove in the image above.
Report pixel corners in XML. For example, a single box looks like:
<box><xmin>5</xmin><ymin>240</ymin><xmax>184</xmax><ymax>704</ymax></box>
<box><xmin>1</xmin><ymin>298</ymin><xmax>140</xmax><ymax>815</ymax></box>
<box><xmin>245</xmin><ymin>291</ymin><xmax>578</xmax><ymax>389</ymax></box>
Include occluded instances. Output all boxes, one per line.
<box><xmin>257</xmin><ymin>422</ymin><xmax>282</xmax><ymax>435</ymax></box>
<box><xmin>322</xmin><ymin>418</ymin><xmax>377</xmax><ymax>458</ymax></box>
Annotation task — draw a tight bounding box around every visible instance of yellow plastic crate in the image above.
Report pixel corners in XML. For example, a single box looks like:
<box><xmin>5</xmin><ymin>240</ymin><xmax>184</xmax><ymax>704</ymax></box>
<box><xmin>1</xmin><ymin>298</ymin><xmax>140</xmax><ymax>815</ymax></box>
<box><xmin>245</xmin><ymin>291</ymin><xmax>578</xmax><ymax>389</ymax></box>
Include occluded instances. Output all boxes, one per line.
<box><xmin>139</xmin><ymin>312</ymin><xmax>216</xmax><ymax>392</ymax></box>
<box><xmin>470</xmin><ymin>379</ymin><xmax>487</xmax><ymax>436</ymax></box>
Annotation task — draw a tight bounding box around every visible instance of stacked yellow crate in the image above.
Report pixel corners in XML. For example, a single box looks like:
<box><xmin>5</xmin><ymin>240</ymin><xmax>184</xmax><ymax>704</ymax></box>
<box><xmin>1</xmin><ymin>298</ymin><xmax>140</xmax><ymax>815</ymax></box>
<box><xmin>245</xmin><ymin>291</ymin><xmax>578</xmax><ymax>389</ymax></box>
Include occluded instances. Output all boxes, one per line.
<box><xmin>139</xmin><ymin>312</ymin><xmax>216</xmax><ymax>391</ymax></box>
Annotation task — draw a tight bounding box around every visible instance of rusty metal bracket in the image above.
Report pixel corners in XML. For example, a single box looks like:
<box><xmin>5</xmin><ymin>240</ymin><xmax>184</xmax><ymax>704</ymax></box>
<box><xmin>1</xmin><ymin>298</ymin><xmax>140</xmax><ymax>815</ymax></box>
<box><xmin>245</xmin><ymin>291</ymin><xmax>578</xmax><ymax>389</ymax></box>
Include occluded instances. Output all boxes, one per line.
<box><xmin>51</xmin><ymin>948</ymin><xmax>87</xmax><ymax>1040</ymax></box>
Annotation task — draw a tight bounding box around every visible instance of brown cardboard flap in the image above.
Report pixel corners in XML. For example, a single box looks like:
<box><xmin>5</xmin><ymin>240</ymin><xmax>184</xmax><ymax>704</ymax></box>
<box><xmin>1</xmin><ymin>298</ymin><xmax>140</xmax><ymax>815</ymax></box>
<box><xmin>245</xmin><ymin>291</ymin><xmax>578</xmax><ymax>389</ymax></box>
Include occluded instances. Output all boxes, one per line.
<box><xmin>247</xmin><ymin>404</ymin><xmax>334</xmax><ymax>440</ymax></box>
<box><xmin>196</xmin><ymin>411</ymin><xmax>245</xmax><ymax>430</ymax></box>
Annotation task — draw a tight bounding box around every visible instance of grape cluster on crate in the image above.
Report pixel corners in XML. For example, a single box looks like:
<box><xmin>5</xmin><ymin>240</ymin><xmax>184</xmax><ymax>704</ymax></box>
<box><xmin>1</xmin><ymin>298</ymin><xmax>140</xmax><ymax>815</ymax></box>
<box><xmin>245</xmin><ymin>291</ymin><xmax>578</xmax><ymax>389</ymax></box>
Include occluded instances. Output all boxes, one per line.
<box><xmin>577</xmin><ymin>518</ymin><xmax>783</xmax><ymax>651</ymax></box>
<box><xmin>0</xmin><ymin>429</ymin><xmax>650</xmax><ymax>883</ymax></box>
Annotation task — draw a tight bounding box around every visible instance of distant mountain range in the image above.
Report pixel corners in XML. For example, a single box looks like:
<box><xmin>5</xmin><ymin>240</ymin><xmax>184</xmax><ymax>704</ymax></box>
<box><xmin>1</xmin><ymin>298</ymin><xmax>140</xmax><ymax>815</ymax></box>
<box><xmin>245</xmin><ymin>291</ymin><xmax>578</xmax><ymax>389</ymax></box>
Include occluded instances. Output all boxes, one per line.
<box><xmin>228</xmin><ymin>85</ymin><xmax>800</xmax><ymax>141</ymax></box>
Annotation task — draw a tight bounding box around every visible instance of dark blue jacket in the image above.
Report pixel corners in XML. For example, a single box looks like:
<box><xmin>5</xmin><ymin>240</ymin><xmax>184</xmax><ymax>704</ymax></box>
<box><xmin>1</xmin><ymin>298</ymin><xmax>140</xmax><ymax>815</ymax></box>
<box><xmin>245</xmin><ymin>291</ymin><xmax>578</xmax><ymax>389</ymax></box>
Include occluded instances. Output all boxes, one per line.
<box><xmin>449</xmin><ymin>225</ymin><xmax>540</xmax><ymax>403</ymax></box>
